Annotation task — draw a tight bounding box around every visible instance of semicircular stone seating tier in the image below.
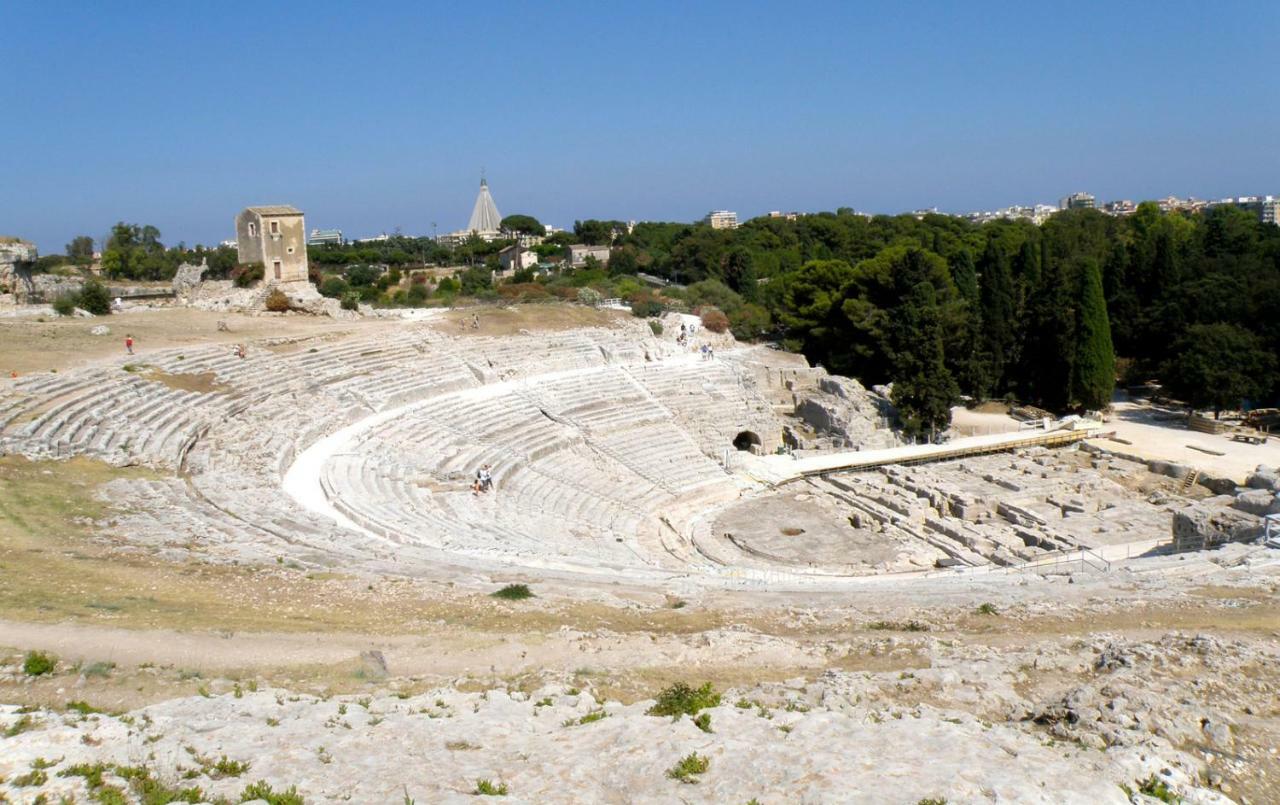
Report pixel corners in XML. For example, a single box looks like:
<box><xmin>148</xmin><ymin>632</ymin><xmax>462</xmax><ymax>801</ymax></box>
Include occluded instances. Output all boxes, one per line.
<box><xmin>0</xmin><ymin>327</ymin><xmax>776</xmax><ymax>577</ymax></box>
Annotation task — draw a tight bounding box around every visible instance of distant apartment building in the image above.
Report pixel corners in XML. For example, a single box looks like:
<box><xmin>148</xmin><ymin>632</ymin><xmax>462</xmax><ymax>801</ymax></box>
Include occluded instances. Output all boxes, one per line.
<box><xmin>1211</xmin><ymin>195</ymin><xmax>1280</xmax><ymax>226</ymax></box>
<box><xmin>766</xmin><ymin>210</ymin><xmax>799</xmax><ymax>221</ymax></box>
<box><xmin>235</xmin><ymin>205</ymin><xmax>309</xmax><ymax>284</ymax></box>
<box><xmin>1157</xmin><ymin>196</ymin><xmax>1207</xmax><ymax>214</ymax></box>
<box><xmin>1059</xmin><ymin>192</ymin><xmax>1096</xmax><ymax>211</ymax></box>
<box><xmin>704</xmin><ymin>210</ymin><xmax>738</xmax><ymax>229</ymax></box>
<box><xmin>567</xmin><ymin>244</ymin><xmax>611</xmax><ymax>268</ymax></box>
<box><xmin>1102</xmin><ymin>200</ymin><xmax>1136</xmax><ymax>217</ymax></box>
<box><xmin>307</xmin><ymin>228</ymin><xmax>344</xmax><ymax>247</ymax></box>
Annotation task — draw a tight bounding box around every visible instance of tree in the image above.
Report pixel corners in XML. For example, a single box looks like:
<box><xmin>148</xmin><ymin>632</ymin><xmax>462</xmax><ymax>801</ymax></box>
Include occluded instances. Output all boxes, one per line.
<box><xmin>77</xmin><ymin>279</ymin><xmax>112</xmax><ymax>316</ymax></box>
<box><xmin>500</xmin><ymin>214</ymin><xmax>545</xmax><ymax>237</ymax></box>
<box><xmin>1019</xmin><ymin>257</ymin><xmax>1076</xmax><ymax>410</ymax></box>
<box><xmin>66</xmin><ymin>236</ymin><xmax>94</xmax><ymax>262</ymax></box>
<box><xmin>977</xmin><ymin>239</ymin><xmax>1016</xmax><ymax>392</ymax></box>
<box><xmin>1163</xmin><ymin>324</ymin><xmax>1276</xmax><ymax>418</ymax></box>
<box><xmin>887</xmin><ymin>281</ymin><xmax>959</xmax><ymax>439</ymax></box>
<box><xmin>1071</xmin><ymin>259</ymin><xmax>1115</xmax><ymax>410</ymax></box>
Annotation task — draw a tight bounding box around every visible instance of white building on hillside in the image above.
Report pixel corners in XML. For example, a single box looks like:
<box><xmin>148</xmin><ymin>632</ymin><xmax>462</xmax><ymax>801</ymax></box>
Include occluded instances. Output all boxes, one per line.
<box><xmin>704</xmin><ymin>210</ymin><xmax>738</xmax><ymax>229</ymax></box>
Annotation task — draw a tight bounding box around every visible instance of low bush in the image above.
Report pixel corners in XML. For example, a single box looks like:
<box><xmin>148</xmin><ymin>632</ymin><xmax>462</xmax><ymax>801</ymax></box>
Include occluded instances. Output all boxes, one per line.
<box><xmin>628</xmin><ymin>289</ymin><xmax>664</xmax><ymax>318</ymax></box>
<box><xmin>647</xmin><ymin>682</ymin><xmax>720</xmax><ymax>718</ymax></box>
<box><xmin>52</xmin><ymin>293</ymin><xmax>77</xmax><ymax>316</ymax></box>
<box><xmin>866</xmin><ymin>620</ymin><xmax>929</xmax><ymax>632</ymax></box>
<box><xmin>231</xmin><ymin>262</ymin><xmax>265</xmax><ymax>288</ymax></box>
<box><xmin>340</xmin><ymin>292</ymin><xmax>360</xmax><ymax>311</ymax></box>
<box><xmin>79</xmin><ymin>278</ymin><xmax>112</xmax><ymax>315</ymax></box>
<box><xmin>319</xmin><ymin>276</ymin><xmax>349</xmax><ymax>298</ymax></box>
<box><xmin>23</xmin><ymin>650</ymin><xmax>56</xmax><ymax>676</ymax></box>
<box><xmin>491</xmin><ymin>584</ymin><xmax>533</xmax><ymax>601</ymax></box>
<box><xmin>648</xmin><ymin>320</ymin><xmax>663</xmax><ymax>336</ymax></box>
<box><xmin>665</xmin><ymin>752</ymin><xmax>710</xmax><ymax>784</ymax></box>
<box><xmin>239</xmin><ymin>780</ymin><xmax>304</xmax><ymax>805</ymax></box>
<box><xmin>576</xmin><ymin>287</ymin><xmax>603</xmax><ymax>306</ymax></box>
<box><xmin>264</xmin><ymin>289</ymin><xmax>291</xmax><ymax>312</ymax></box>
<box><xmin>700</xmin><ymin>308</ymin><xmax>730</xmax><ymax>334</ymax></box>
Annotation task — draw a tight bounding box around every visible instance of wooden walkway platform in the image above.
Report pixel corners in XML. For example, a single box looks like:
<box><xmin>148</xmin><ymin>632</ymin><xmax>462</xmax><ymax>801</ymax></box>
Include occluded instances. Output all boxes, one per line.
<box><xmin>745</xmin><ymin>423</ymin><xmax>1105</xmax><ymax>486</ymax></box>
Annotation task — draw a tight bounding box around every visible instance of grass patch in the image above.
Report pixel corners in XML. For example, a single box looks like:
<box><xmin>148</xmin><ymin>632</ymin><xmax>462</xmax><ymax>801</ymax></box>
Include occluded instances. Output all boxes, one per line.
<box><xmin>563</xmin><ymin>708</ymin><xmax>609</xmax><ymax>727</ymax></box>
<box><xmin>211</xmin><ymin>756</ymin><xmax>252</xmax><ymax>778</ymax></box>
<box><xmin>4</xmin><ymin>714</ymin><xmax>36</xmax><ymax>737</ymax></box>
<box><xmin>975</xmin><ymin>603</ymin><xmax>999</xmax><ymax>616</ymax></box>
<box><xmin>1134</xmin><ymin>775</ymin><xmax>1180</xmax><ymax>803</ymax></box>
<box><xmin>66</xmin><ymin>700</ymin><xmax>102</xmax><ymax>715</ymax></box>
<box><xmin>867</xmin><ymin>620</ymin><xmax>930</xmax><ymax>632</ymax></box>
<box><xmin>239</xmin><ymin>780</ymin><xmax>305</xmax><ymax>804</ymax></box>
<box><xmin>11</xmin><ymin>768</ymin><xmax>48</xmax><ymax>786</ymax></box>
<box><xmin>490</xmin><ymin>584</ymin><xmax>534</xmax><ymax>601</ymax></box>
<box><xmin>83</xmin><ymin>660</ymin><xmax>116</xmax><ymax>677</ymax></box>
<box><xmin>647</xmin><ymin>682</ymin><xmax>721</xmax><ymax>719</ymax></box>
<box><xmin>474</xmin><ymin>779</ymin><xmax>508</xmax><ymax>796</ymax></box>
<box><xmin>23</xmin><ymin>650</ymin><xmax>56</xmax><ymax>676</ymax></box>
<box><xmin>665</xmin><ymin>752</ymin><xmax>710</xmax><ymax>784</ymax></box>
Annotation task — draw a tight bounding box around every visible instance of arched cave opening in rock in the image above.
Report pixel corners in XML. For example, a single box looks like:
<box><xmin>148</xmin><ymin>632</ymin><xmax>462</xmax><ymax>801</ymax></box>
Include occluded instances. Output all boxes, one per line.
<box><xmin>733</xmin><ymin>430</ymin><xmax>762</xmax><ymax>452</ymax></box>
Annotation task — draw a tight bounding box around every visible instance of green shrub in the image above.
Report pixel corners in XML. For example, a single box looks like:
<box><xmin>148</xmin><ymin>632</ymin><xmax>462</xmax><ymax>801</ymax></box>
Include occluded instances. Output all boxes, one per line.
<box><xmin>693</xmin><ymin>712</ymin><xmax>713</xmax><ymax>733</ymax></box>
<box><xmin>491</xmin><ymin>584</ymin><xmax>533</xmax><ymax>601</ymax></box>
<box><xmin>975</xmin><ymin>603</ymin><xmax>998</xmax><ymax>616</ymax></box>
<box><xmin>319</xmin><ymin>276</ymin><xmax>349</xmax><ymax>298</ymax></box>
<box><xmin>628</xmin><ymin>289</ymin><xmax>664</xmax><ymax>318</ymax></box>
<box><xmin>1135</xmin><ymin>775</ymin><xmax>1179</xmax><ymax>803</ymax></box>
<box><xmin>406</xmin><ymin>284</ymin><xmax>430</xmax><ymax>305</ymax></box>
<box><xmin>59</xmin><ymin>762</ymin><xmax>107</xmax><ymax>788</ymax></box>
<box><xmin>79</xmin><ymin>278</ymin><xmax>112</xmax><ymax>315</ymax></box>
<box><xmin>564</xmin><ymin>709</ymin><xmax>608</xmax><ymax>727</ymax></box>
<box><xmin>647</xmin><ymin>682</ymin><xmax>720</xmax><ymax>718</ymax></box>
<box><xmin>648</xmin><ymin>320</ymin><xmax>663</xmax><ymax>336</ymax></box>
<box><xmin>576</xmin><ymin>287</ymin><xmax>603</xmax><ymax>306</ymax></box>
<box><xmin>66</xmin><ymin>699</ymin><xmax>101</xmax><ymax>714</ymax></box>
<box><xmin>665</xmin><ymin>752</ymin><xmax>710</xmax><ymax>784</ymax></box>
<box><xmin>340</xmin><ymin>292</ymin><xmax>360</xmax><ymax>311</ymax></box>
<box><xmin>474</xmin><ymin>779</ymin><xmax>508</xmax><ymax>796</ymax></box>
<box><xmin>238</xmin><ymin>780</ymin><xmax>304</xmax><ymax>804</ymax></box>
<box><xmin>52</xmin><ymin>293</ymin><xmax>78</xmax><ymax>316</ymax></box>
<box><xmin>212</xmin><ymin>756</ymin><xmax>252</xmax><ymax>778</ymax></box>
<box><xmin>23</xmin><ymin>650</ymin><xmax>56</xmax><ymax>676</ymax></box>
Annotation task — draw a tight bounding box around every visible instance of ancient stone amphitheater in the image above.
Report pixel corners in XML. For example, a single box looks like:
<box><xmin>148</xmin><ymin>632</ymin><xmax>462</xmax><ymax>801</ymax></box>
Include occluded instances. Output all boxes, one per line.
<box><xmin>0</xmin><ymin>314</ymin><xmax>1260</xmax><ymax>588</ymax></box>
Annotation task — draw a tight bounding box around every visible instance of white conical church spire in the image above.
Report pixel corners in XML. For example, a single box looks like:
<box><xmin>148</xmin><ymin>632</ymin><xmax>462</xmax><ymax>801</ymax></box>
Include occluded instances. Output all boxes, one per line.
<box><xmin>467</xmin><ymin>174</ymin><xmax>502</xmax><ymax>233</ymax></box>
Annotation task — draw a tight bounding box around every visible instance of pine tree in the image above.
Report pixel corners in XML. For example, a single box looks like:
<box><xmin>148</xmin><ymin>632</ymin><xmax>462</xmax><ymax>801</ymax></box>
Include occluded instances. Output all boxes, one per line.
<box><xmin>1072</xmin><ymin>258</ymin><xmax>1116</xmax><ymax>410</ymax></box>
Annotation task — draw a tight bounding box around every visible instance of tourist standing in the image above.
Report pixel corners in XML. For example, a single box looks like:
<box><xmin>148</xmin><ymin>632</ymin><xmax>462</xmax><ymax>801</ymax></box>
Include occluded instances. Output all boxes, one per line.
<box><xmin>125</xmin><ymin>334</ymin><xmax>134</xmax><ymax>355</ymax></box>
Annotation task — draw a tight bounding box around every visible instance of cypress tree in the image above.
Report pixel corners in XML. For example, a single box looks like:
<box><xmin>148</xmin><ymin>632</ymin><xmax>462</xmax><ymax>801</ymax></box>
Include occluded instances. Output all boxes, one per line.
<box><xmin>888</xmin><ymin>281</ymin><xmax>960</xmax><ymax>439</ymax></box>
<box><xmin>977</xmin><ymin>239</ymin><xmax>1015</xmax><ymax>393</ymax></box>
<box><xmin>1017</xmin><ymin>256</ymin><xmax>1075</xmax><ymax>410</ymax></box>
<box><xmin>1072</xmin><ymin>258</ymin><xmax>1115</xmax><ymax>410</ymax></box>
<box><xmin>948</xmin><ymin>250</ymin><xmax>989</xmax><ymax>398</ymax></box>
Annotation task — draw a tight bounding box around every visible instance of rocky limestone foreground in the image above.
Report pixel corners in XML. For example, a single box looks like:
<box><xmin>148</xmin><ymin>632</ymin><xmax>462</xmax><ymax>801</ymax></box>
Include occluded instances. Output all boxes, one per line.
<box><xmin>3</xmin><ymin>626</ymin><xmax>1272</xmax><ymax>804</ymax></box>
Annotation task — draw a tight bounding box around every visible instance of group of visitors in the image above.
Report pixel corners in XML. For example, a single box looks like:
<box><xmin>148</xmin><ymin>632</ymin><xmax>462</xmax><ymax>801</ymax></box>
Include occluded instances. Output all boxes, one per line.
<box><xmin>460</xmin><ymin>313</ymin><xmax>480</xmax><ymax>331</ymax></box>
<box><xmin>473</xmin><ymin>464</ymin><xmax>494</xmax><ymax>494</ymax></box>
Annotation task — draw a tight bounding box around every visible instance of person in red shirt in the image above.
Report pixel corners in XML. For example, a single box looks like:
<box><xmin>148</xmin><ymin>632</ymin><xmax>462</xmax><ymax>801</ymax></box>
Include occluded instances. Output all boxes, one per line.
<box><xmin>125</xmin><ymin>334</ymin><xmax>134</xmax><ymax>355</ymax></box>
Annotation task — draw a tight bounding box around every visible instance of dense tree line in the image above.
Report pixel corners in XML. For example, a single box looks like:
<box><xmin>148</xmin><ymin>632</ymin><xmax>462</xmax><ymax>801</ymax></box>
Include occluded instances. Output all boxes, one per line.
<box><xmin>580</xmin><ymin>205</ymin><xmax>1279</xmax><ymax>430</ymax></box>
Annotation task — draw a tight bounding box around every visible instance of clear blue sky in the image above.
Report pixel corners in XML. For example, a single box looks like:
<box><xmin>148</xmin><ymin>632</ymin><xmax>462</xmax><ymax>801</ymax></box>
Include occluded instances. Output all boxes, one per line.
<box><xmin>4</xmin><ymin>1</ymin><xmax>1278</xmax><ymax>253</ymax></box>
